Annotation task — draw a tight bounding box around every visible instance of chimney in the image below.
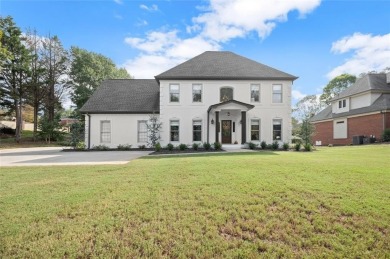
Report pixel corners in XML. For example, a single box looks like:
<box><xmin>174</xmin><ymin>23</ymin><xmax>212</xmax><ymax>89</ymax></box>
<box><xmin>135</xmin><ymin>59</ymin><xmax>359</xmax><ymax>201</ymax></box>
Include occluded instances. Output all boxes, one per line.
<box><xmin>387</xmin><ymin>72</ymin><xmax>390</xmax><ymax>84</ymax></box>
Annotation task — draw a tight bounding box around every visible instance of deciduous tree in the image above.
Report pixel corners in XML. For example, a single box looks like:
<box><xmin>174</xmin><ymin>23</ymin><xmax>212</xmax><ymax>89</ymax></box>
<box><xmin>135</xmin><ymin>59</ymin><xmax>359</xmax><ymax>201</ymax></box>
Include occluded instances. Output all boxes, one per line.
<box><xmin>320</xmin><ymin>74</ymin><xmax>356</xmax><ymax>105</ymax></box>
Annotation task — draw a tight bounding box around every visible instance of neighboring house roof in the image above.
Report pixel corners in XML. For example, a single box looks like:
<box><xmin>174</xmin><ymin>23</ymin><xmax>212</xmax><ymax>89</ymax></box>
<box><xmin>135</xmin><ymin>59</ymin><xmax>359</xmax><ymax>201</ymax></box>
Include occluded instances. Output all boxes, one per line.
<box><xmin>207</xmin><ymin>100</ymin><xmax>255</xmax><ymax>112</ymax></box>
<box><xmin>155</xmin><ymin>51</ymin><xmax>298</xmax><ymax>81</ymax></box>
<box><xmin>80</xmin><ymin>79</ymin><xmax>159</xmax><ymax>114</ymax></box>
<box><xmin>332</xmin><ymin>73</ymin><xmax>390</xmax><ymax>101</ymax></box>
<box><xmin>311</xmin><ymin>94</ymin><xmax>390</xmax><ymax>122</ymax></box>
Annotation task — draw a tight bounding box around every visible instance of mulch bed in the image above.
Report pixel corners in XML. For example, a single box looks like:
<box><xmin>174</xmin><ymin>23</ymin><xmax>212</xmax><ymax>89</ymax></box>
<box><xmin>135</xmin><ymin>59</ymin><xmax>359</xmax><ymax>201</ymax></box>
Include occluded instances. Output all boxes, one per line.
<box><xmin>149</xmin><ymin>148</ymin><xmax>224</xmax><ymax>155</ymax></box>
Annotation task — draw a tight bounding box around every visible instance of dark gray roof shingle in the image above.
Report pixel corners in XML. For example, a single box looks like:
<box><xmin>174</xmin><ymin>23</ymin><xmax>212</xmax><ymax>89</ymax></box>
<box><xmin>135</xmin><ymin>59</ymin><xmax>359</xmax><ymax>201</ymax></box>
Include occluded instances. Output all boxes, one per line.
<box><xmin>80</xmin><ymin>79</ymin><xmax>159</xmax><ymax>113</ymax></box>
<box><xmin>155</xmin><ymin>51</ymin><xmax>298</xmax><ymax>81</ymax></box>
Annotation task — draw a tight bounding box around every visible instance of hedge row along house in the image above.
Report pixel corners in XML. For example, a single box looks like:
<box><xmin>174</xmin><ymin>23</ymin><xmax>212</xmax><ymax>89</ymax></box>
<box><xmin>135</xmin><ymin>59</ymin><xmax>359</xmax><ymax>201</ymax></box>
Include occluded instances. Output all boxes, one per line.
<box><xmin>80</xmin><ymin>51</ymin><xmax>298</xmax><ymax>149</ymax></box>
<box><xmin>311</xmin><ymin>73</ymin><xmax>390</xmax><ymax>145</ymax></box>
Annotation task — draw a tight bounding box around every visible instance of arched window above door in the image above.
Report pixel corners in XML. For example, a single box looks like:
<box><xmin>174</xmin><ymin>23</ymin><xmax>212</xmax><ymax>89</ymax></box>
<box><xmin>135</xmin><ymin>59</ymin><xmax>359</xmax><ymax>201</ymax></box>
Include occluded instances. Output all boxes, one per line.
<box><xmin>220</xmin><ymin>87</ymin><xmax>233</xmax><ymax>102</ymax></box>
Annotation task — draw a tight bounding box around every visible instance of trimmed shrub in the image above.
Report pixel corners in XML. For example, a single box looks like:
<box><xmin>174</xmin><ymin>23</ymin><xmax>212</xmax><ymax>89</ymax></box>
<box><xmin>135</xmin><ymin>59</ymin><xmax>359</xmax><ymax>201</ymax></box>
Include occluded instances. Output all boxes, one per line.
<box><xmin>192</xmin><ymin>143</ymin><xmax>199</xmax><ymax>150</ymax></box>
<box><xmin>271</xmin><ymin>141</ymin><xmax>279</xmax><ymax>150</ymax></box>
<box><xmin>304</xmin><ymin>143</ymin><xmax>312</xmax><ymax>151</ymax></box>
<box><xmin>383</xmin><ymin>128</ymin><xmax>390</xmax><ymax>142</ymax></box>
<box><xmin>138</xmin><ymin>145</ymin><xmax>146</xmax><ymax>149</ymax></box>
<box><xmin>282</xmin><ymin>142</ymin><xmax>289</xmax><ymax>151</ymax></box>
<box><xmin>213</xmin><ymin>142</ymin><xmax>222</xmax><ymax>150</ymax></box>
<box><xmin>118</xmin><ymin>144</ymin><xmax>132</xmax><ymax>150</ymax></box>
<box><xmin>260</xmin><ymin>141</ymin><xmax>267</xmax><ymax>150</ymax></box>
<box><xmin>248</xmin><ymin>142</ymin><xmax>257</xmax><ymax>150</ymax></box>
<box><xmin>76</xmin><ymin>141</ymin><xmax>86</xmax><ymax>150</ymax></box>
<box><xmin>167</xmin><ymin>143</ymin><xmax>174</xmax><ymax>151</ymax></box>
<box><xmin>203</xmin><ymin>142</ymin><xmax>211</xmax><ymax>150</ymax></box>
<box><xmin>0</xmin><ymin>126</ymin><xmax>16</xmax><ymax>135</ymax></box>
<box><xmin>154</xmin><ymin>143</ymin><xmax>161</xmax><ymax>152</ymax></box>
<box><xmin>179</xmin><ymin>143</ymin><xmax>187</xmax><ymax>150</ymax></box>
<box><xmin>92</xmin><ymin>144</ymin><xmax>110</xmax><ymax>150</ymax></box>
<box><xmin>295</xmin><ymin>143</ymin><xmax>301</xmax><ymax>151</ymax></box>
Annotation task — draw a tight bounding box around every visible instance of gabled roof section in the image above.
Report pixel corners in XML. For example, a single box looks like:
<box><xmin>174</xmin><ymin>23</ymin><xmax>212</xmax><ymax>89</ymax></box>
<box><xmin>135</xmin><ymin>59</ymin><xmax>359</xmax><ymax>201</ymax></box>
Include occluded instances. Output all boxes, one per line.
<box><xmin>80</xmin><ymin>79</ymin><xmax>159</xmax><ymax>114</ymax></box>
<box><xmin>207</xmin><ymin>100</ymin><xmax>255</xmax><ymax>112</ymax></box>
<box><xmin>155</xmin><ymin>51</ymin><xmax>298</xmax><ymax>81</ymax></box>
<box><xmin>332</xmin><ymin>73</ymin><xmax>390</xmax><ymax>101</ymax></box>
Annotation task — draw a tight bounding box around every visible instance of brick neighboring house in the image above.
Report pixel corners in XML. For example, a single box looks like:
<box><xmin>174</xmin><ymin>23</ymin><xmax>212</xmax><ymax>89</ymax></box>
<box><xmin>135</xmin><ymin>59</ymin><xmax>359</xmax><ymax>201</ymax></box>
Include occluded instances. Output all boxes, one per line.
<box><xmin>311</xmin><ymin>73</ymin><xmax>390</xmax><ymax>146</ymax></box>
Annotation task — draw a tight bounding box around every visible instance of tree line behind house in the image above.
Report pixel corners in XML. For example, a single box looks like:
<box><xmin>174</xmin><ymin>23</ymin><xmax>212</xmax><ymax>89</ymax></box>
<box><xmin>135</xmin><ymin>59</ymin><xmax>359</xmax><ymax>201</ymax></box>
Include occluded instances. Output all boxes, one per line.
<box><xmin>0</xmin><ymin>16</ymin><xmax>131</xmax><ymax>143</ymax></box>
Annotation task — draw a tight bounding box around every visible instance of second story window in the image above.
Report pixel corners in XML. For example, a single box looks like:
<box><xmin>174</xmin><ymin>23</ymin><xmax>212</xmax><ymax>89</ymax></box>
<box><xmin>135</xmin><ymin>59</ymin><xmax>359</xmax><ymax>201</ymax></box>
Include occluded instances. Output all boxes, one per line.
<box><xmin>272</xmin><ymin>84</ymin><xmax>282</xmax><ymax>103</ymax></box>
<box><xmin>338</xmin><ymin>99</ymin><xmax>346</xmax><ymax>108</ymax></box>
<box><xmin>220</xmin><ymin>87</ymin><xmax>233</xmax><ymax>102</ymax></box>
<box><xmin>170</xmin><ymin>84</ymin><xmax>180</xmax><ymax>102</ymax></box>
<box><xmin>192</xmin><ymin>84</ymin><xmax>202</xmax><ymax>102</ymax></box>
<box><xmin>251</xmin><ymin>84</ymin><xmax>260</xmax><ymax>102</ymax></box>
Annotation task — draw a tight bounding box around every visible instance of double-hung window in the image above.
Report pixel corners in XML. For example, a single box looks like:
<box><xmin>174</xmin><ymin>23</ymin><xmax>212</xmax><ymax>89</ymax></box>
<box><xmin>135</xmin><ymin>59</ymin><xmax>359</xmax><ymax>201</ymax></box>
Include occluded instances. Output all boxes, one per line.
<box><xmin>338</xmin><ymin>99</ymin><xmax>346</xmax><ymax>108</ymax></box>
<box><xmin>192</xmin><ymin>84</ymin><xmax>202</xmax><ymax>102</ymax></box>
<box><xmin>193</xmin><ymin>120</ymin><xmax>202</xmax><ymax>141</ymax></box>
<box><xmin>138</xmin><ymin>120</ymin><xmax>147</xmax><ymax>142</ymax></box>
<box><xmin>272</xmin><ymin>84</ymin><xmax>283</xmax><ymax>103</ymax></box>
<box><xmin>170</xmin><ymin>120</ymin><xmax>179</xmax><ymax>142</ymax></box>
<box><xmin>170</xmin><ymin>84</ymin><xmax>180</xmax><ymax>102</ymax></box>
<box><xmin>251</xmin><ymin>84</ymin><xmax>260</xmax><ymax>102</ymax></box>
<box><xmin>100</xmin><ymin>120</ymin><xmax>111</xmax><ymax>143</ymax></box>
<box><xmin>273</xmin><ymin>119</ymin><xmax>282</xmax><ymax>140</ymax></box>
<box><xmin>251</xmin><ymin>120</ymin><xmax>260</xmax><ymax>141</ymax></box>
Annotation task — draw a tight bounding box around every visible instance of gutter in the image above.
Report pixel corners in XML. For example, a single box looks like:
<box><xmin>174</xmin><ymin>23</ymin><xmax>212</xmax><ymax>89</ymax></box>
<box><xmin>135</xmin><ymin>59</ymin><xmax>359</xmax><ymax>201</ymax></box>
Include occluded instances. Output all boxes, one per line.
<box><xmin>87</xmin><ymin>114</ymin><xmax>91</xmax><ymax>149</ymax></box>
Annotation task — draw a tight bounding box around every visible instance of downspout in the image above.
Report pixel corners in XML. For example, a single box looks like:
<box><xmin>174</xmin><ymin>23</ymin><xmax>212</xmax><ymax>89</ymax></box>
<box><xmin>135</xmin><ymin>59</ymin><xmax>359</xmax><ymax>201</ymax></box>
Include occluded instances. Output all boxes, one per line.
<box><xmin>87</xmin><ymin>114</ymin><xmax>91</xmax><ymax>149</ymax></box>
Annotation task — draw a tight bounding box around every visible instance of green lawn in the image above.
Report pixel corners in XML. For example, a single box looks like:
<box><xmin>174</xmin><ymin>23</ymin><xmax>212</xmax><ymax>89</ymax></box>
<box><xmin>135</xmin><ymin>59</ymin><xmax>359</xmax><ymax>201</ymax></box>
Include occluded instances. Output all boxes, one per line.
<box><xmin>1</xmin><ymin>145</ymin><xmax>389</xmax><ymax>257</ymax></box>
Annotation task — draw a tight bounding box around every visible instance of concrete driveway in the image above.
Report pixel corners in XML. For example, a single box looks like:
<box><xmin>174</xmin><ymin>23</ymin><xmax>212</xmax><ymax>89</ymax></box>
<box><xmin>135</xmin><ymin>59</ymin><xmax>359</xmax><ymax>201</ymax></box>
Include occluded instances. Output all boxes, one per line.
<box><xmin>0</xmin><ymin>147</ymin><xmax>151</xmax><ymax>167</ymax></box>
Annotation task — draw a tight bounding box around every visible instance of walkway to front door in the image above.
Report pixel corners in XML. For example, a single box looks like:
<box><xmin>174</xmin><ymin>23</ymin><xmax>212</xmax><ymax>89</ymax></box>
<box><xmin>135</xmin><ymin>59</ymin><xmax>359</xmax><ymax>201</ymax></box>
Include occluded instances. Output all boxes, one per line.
<box><xmin>221</xmin><ymin>120</ymin><xmax>232</xmax><ymax>144</ymax></box>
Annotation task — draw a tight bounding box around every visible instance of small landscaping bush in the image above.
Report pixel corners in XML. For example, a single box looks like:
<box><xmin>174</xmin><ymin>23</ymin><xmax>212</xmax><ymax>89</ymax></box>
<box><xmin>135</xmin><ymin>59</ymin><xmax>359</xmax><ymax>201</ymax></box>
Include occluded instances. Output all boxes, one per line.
<box><xmin>282</xmin><ymin>142</ymin><xmax>289</xmax><ymax>151</ymax></box>
<box><xmin>76</xmin><ymin>141</ymin><xmax>86</xmax><ymax>150</ymax></box>
<box><xmin>213</xmin><ymin>142</ymin><xmax>222</xmax><ymax>150</ymax></box>
<box><xmin>179</xmin><ymin>143</ymin><xmax>187</xmax><ymax>150</ymax></box>
<box><xmin>138</xmin><ymin>145</ymin><xmax>146</xmax><ymax>149</ymax></box>
<box><xmin>383</xmin><ymin>128</ymin><xmax>390</xmax><ymax>142</ymax></box>
<box><xmin>167</xmin><ymin>143</ymin><xmax>174</xmax><ymax>151</ymax></box>
<box><xmin>260</xmin><ymin>141</ymin><xmax>267</xmax><ymax>150</ymax></box>
<box><xmin>154</xmin><ymin>143</ymin><xmax>161</xmax><ymax>152</ymax></box>
<box><xmin>92</xmin><ymin>144</ymin><xmax>110</xmax><ymax>151</ymax></box>
<box><xmin>192</xmin><ymin>143</ymin><xmax>199</xmax><ymax>150</ymax></box>
<box><xmin>0</xmin><ymin>126</ymin><xmax>16</xmax><ymax>135</ymax></box>
<box><xmin>117</xmin><ymin>144</ymin><xmax>132</xmax><ymax>150</ymax></box>
<box><xmin>248</xmin><ymin>142</ymin><xmax>257</xmax><ymax>150</ymax></box>
<box><xmin>295</xmin><ymin>143</ymin><xmax>301</xmax><ymax>151</ymax></box>
<box><xmin>203</xmin><ymin>142</ymin><xmax>211</xmax><ymax>150</ymax></box>
<box><xmin>271</xmin><ymin>141</ymin><xmax>279</xmax><ymax>150</ymax></box>
<box><xmin>304</xmin><ymin>143</ymin><xmax>312</xmax><ymax>151</ymax></box>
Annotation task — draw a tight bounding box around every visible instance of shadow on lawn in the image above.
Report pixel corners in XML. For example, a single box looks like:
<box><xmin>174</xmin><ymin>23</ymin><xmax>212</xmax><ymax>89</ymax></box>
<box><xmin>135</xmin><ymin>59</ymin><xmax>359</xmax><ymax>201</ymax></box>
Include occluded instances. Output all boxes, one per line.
<box><xmin>141</xmin><ymin>151</ymin><xmax>279</xmax><ymax>160</ymax></box>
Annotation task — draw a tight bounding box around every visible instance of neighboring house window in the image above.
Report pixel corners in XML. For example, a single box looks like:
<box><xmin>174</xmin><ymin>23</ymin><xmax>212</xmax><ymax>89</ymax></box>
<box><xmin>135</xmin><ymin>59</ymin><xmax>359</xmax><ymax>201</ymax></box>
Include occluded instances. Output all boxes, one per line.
<box><xmin>273</xmin><ymin>119</ymin><xmax>282</xmax><ymax>140</ymax></box>
<box><xmin>251</xmin><ymin>84</ymin><xmax>260</xmax><ymax>102</ymax></box>
<box><xmin>272</xmin><ymin>84</ymin><xmax>282</xmax><ymax>103</ymax></box>
<box><xmin>220</xmin><ymin>87</ymin><xmax>233</xmax><ymax>102</ymax></box>
<box><xmin>251</xmin><ymin>119</ymin><xmax>260</xmax><ymax>141</ymax></box>
<box><xmin>339</xmin><ymin>99</ymin><xmax>346</xmax><ymax>108</ymax></box>
<box><xmin>170</xmin><ymin>84</ymin><xmax>180</xmax><ymax>102</ymax></box>
<box><xmin>192</xmin><ymin>84</ymin><xmax>202</xmax><ymax>102</ymax></box>
<box><xmin>170</xmin><ymin>120</ymin><xmax>179</xmax><ymax>142</ymax></box>
<box><xmin>193</xmin><ymin>120</ymin><xmax>202</xmax><ymax>141</ymax></box>
<box><xmin>138</xmin><ymin>120</ymin><xmax>148</xmax><ymax>142</ymax></box>
<box><xmin>100</xmin><ymin>120</ymin><xmax>111</xmax><ymax>143</ymax></box>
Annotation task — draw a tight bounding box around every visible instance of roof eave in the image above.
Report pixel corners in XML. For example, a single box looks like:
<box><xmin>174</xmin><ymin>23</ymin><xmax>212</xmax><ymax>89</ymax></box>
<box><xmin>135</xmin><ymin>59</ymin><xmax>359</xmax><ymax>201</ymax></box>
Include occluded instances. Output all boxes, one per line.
<box><xmin>155</xmin><ymin>76</ymin><xmax>298</xmax><ymax>81</ymax></box>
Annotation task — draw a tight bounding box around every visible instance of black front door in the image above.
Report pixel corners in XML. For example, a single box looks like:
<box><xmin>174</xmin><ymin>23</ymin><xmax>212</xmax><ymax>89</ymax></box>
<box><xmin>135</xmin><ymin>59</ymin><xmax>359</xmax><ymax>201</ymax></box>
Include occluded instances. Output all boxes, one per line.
<box><xmin>221</xmin><ymin>120</ymin><xmax>232</xmax><ymax>144</ymax></box>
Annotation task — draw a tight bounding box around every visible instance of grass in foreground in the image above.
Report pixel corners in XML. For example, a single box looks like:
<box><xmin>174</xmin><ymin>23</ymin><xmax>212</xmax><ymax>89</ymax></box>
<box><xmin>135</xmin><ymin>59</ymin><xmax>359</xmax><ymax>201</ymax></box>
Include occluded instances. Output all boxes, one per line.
<box><xmin>0</xmin><ymin>145</ymin><xmax>389</xmax><ymax>257</ymax></box>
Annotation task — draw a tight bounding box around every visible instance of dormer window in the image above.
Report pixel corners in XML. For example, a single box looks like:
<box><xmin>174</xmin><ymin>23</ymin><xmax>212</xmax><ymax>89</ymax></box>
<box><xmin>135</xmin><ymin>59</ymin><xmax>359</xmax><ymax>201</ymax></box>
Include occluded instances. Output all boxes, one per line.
<box><xmin>338</xmin><ymin>99</ymin><xmax>346</xmax><ymax>108</ymax></box>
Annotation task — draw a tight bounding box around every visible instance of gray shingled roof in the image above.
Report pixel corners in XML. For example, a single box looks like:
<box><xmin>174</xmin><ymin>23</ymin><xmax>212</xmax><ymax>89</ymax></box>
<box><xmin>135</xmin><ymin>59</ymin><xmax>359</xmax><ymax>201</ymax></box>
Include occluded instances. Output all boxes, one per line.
<box><xmin>311</xmin><ymin>94</ymin><xmax>390</xmax><ymax>122</ymax></box>
<box><xmin>80</xmin><ymin>79</ymin><xmax>159</xmax><ymax>113</ymax></box>
<box><xmin>332</xmin><ymin>73</ymin><xmax>390</xmax><ymax>101</ymax></box>
<box><xmin>155</xmin><ymin>51</ymin><xmax>298</xmax><ymax>81</ymax></box>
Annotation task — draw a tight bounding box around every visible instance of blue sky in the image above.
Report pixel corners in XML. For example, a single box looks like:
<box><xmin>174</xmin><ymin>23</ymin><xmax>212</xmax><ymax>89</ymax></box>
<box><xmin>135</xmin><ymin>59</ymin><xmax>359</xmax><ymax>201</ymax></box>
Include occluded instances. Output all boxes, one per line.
<box><xmin>1</xmin><ymin>0</ymin><xmax>390</xmax><ymax>103</ymax></box>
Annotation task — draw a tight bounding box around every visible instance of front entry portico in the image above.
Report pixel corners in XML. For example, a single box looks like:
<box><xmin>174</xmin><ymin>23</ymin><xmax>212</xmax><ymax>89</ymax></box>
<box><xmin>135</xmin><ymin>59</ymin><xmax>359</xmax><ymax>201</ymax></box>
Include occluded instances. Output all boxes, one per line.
<box><xmin>207</xmin><ymin>100</ymin><xmax>254</xmax><ymax>145</ymax></box>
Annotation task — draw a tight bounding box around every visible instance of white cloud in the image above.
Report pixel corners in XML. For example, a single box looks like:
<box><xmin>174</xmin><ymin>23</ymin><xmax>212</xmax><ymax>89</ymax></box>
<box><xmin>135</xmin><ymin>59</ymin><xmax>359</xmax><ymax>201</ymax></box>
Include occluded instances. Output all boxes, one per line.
<box><xmin>292</xmin><ymin>89</ymin><xmax>306</xmax><ymax>101</ymax></box>
<box><xmin>140</xmin><ymin>4</ymin><xmax>158</xmax><ymax>12</ymax></box>
<box><xmin>328</xmin><ymin>33</ymin><xmax>390</xmax><ymax>79</ymax></box>
<box><xmin>113</xmin><ymin>0</ymin><xmax>123</xmax><ymax>5</ymax></box>
<box><xmin>124</xmin><ymin>0</ymin><xmax>322</xmax><ymax>78</ymax></box>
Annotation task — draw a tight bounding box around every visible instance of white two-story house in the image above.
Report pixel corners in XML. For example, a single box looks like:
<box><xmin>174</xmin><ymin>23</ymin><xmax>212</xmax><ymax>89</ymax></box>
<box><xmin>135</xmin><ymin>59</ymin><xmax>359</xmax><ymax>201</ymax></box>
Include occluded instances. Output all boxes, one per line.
<box><xmin>80</xmin><ymin>51</ymin><xmax>298</xmax><ymax>149</ymax></box>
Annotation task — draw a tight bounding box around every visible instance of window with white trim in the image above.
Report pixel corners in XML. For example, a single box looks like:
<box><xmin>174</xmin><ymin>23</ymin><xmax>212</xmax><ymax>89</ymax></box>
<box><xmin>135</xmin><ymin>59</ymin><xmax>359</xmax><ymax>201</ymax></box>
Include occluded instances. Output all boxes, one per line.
<box><xmin>170</xmin><ymin>120</ymin><xmax>179</xmax><ymax>142</ymax></box>
<box><xmin>338</xmin><ymin>99</ymin><xmax>346</xmax><ymax>108</ymax></box>
<box><xmin>100</xmin><ymin>120</ymin><xmax>111</xmax><ymax>143</ymax></box>
<box><xmin>192</xmin><ymin>84</ymin><xmax>202</xmax><ymax>102</ymax></box>
<box><xmin>251</xmin><ymin>84</ymin><xmax>260</xmax><ymax>102</ymax></box>
<box><xmin>193</xmin><ymin>120</ymin><xmax>202</xmax><ymax>141</ymax></box>
<box><xmin>251</xmin><ymin>119</ymin><xmax>260</xmax><ymax>141</ymax></box>
<box><xmin>138</xmin><ymin>120</ymin><xmax>148</xmax><ymax>142</ymax></box>
<box><xmin>272</xmin><ymin>84</ymin><xmax>283</xmax><ymax>103</ymax></box>
<box><xmin>273</xmin><ymin>119</ymin><xmax>282</xmax><ymax>141</ymax></box>
<box><xmin>169</xmin><ymin>84</ymin><xmax>180</xmax><ymax>102</ymax></box>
